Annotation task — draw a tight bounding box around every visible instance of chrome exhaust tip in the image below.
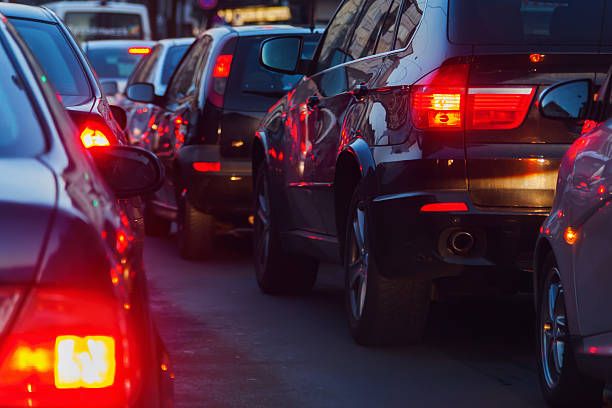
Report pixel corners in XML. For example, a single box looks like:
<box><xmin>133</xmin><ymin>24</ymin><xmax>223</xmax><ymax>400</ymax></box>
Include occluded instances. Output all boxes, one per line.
<box><xmin>449</xmin><ymin>231</ymin><xmax>475</xmax><ymax>255</ymax></box>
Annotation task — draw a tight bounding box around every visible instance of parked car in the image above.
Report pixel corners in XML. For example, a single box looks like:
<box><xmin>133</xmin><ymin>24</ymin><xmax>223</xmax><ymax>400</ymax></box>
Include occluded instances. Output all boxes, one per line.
<box><xmin>123</xmin><ymin>37</ymin><xmax>194</xmax><ymax>147</ymax></box>
<box><xmin>44</xmin><ymin>1</ymin><xmax>152</xmax><ymax>42</ymax></box>
<box><xmin>83</xmin><ymin>39</ymin><xmax>157</xmax><ymax>104</ymax></box>
<box><xmin>126</xmin><ymin>25</ymin><xmax>321</xmax><ymax>257</ymax></box>
<box><xmin>0</xmin><ymin>13</ymin><xmax>171</xmax><ymax>407</ymax></box>
<box><xmin>253</xmin><ymin>0</ymin><xmax>612</xmax><ymax>345</ymax></box>
<box><xmin>534</xmin><ymin>69</ymin><xmax>612</xmax><ymax>406</ymax></box>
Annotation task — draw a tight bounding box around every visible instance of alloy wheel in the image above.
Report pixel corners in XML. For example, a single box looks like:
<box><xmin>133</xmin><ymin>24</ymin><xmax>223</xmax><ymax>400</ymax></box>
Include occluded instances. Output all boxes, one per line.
<box><xmin>541</xmin><ymin>267</ymin><xmax>568</xmax><ymax>390</ymax></box>
<box><xmin>255</xmin><ymin>174</ymin><xmax>271</xmax><ymax>274</ymax></box>
<box><xmin>348</xmin><ymin>205</ymin><xmax>368</xmax><ymax>320</ymax></box>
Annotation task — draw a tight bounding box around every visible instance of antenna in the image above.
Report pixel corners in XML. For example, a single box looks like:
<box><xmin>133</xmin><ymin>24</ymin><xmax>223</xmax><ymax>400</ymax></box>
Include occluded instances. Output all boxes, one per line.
<box><xmin>309</xmin><ymin>0</ymin><xmax>315</xmax><ymax>32</ymax></box>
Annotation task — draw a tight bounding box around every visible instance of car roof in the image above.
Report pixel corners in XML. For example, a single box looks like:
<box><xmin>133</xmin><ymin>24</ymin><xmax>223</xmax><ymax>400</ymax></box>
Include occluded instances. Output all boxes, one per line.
<box><xmin>0</xmin><ymin>3</ymin><xmax>57</xmax><ymax>23</ymax></box>
<box><xmin>82</xmin><ymin>39</ymin><xmax>156</xmax><ymax>49</ymax></box>
<box><xmin>229</xmin><ymin>25</ymin><xmax>324</xmax><ymax>37</ymax></box>
<box><xmin>157</xmin><ymin>37</ymin><xmax>195</xmax><ymax>47</ymax></box>
<box><xmin>43</xmin><ymin>1</ymin><xmax>147</xmax><ymax>13</ymax></box>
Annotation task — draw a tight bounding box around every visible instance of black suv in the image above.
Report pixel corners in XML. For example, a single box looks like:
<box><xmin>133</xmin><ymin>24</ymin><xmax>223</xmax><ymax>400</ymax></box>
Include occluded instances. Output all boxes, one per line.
<box><xmin>127</xmin><ymin>26</ymin><xmax>321</xmax><ymax>259</ymax></box>
<box><xmin>253</xmin><ymin>0</ymin><xmax>612</xmax><ymax>345</ymax></box>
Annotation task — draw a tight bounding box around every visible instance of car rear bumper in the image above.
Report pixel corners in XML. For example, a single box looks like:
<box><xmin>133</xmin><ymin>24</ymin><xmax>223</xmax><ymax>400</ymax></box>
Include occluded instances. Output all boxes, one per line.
<box><xmin>573</xmin><ymin>332</ymin><xmax>612</xmax><ymax>383</ymax></box>
<box><xmin>369</xmin><ymin>190</ymin><xmax>548</xmax><ymax>279</ymax></box>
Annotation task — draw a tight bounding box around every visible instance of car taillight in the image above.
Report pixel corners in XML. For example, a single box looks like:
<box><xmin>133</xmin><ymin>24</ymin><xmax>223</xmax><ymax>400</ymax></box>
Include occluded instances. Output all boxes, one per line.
<box><xmin>410</xmin><ymin>63</ymin><xmax>535</xmax><ymax>131</ymax></box>
<box><xmin>209</xmin><ymin>54</ymin><xmax>234</xmax><ymax>108</ymax></box>
<box><xmin>0</xmin><ymin>288</ymin><xmax>129</xmax><ymax>407</ymax></box>
<box><xmin>80</xmin><ymin>126</ymin><xmax>110</xmax><ymax>149</ymax></box>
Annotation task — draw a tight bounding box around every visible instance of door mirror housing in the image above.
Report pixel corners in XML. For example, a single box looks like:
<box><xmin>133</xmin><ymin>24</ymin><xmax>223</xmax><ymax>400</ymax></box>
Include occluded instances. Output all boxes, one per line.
<box><xmin>109</xmin><ymin>105</ymin><xmax>127</xmax><ymax>130</ymax></box>
<box><xmin>539</xmin><ymin>79</ymin><xmax>593</xmax><ymax>120</ymax></box>
<box><xmin>89</xmin><ymin>145</ymin><xmax>164</xmax><ymax>198</ymax></box>
<box><xmin>101</xmin><ymin>80</ymin><xmax>119</xmax><ymax>96</ymax></box>
<box><xmin>260</xmin><ymin>36</ymin><xmax>309</xmax><ymax>75</ymax></box>
<box><xmin>126</xmin><ymin>82</ymin><xmax>156</xmax><ymax>104</ymax></box>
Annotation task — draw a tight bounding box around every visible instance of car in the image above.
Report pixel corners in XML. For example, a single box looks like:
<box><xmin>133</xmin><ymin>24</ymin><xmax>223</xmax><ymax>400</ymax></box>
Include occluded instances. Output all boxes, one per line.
<box><xmin>44</xmin><ymin>1</ymin><xmax>152</xmax><ymax>42</ymax></box>
<box><xmin>533</xmin><ymin>69</ymin><xmax>612</xmax><ymax>406</ymax></box>
<box><xmin>0</xmin><ymin>13</ymin><xmax>171</xmax><ymax>407</ymax></box>
<box><xmin>253</xmin><ymin>0</ymin><xmax>612</xmax><ymax>345</ymax></box>
<box><xmin>126</xmin><ymin>25</ymin><xmax>321</xmax><ymax>257</ymax></box>
<box><xmin>123</xmin><ymin>37</ymin><xmax>194</xmax><ymax>147</ymax></box>
<box><xmin>82</xmin><ymin>39</ymin><xmax>157</xmax><ymax>104</ymax></box>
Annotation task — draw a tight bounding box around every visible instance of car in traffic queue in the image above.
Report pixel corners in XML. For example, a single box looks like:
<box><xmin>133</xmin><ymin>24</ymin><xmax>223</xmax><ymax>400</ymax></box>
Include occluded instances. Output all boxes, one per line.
<box><xmin>0</xmin><ymin>12</ymin><xmax>171</xmax><ymax>407</ymax></box>
<box><xmin>82</xmin><ymin>39</ymin><xmax>157</xmax><ymax>104</ymax></box>
<box><xmin>126</xmin><ymin>25</ymin><xmax>321</xmax><ymax>258</ymax></box>
<box><xmin>123</xmin><ymin>38</ymin><xmax>194</xmax><ymax>148</ymax></box>
<box><xmin>253</xmin><ymin>0</ymin><xmax>612</xmax><ymax>345</ymax></box>
<box><xmin>533</xmin><ymin>68</ymin><xmax>612</xmax><ymax>406</ymax></box>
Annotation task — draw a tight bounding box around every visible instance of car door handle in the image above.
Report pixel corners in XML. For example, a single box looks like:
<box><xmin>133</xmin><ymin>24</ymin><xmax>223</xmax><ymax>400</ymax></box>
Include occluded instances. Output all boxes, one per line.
<box><xmin>351</xmin><ymin>83</ymin><xmax>369</xmax><ymax>99</ymax></box>
<box><xmin>307</xmin><ymin>95</ymin><xmax>320</xmax><ymax>110</ymax></box>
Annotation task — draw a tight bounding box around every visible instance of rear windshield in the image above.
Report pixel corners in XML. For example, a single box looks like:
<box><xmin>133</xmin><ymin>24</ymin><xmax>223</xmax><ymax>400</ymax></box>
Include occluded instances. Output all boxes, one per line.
<box><xmin>449</xmin><ymin>0</ymin><xmax>612</xmax><ymax>45</ymax></box>
<box><xmin>10</xmin><ymin>19</ymin><xmax>91</xmax><ymax>107</ymax></box>
<box><xmin>0</xmin><ymin>40</ymin><xmax>45</xmax><ymax>157</ymax></box>
<box><xmin>161</xmin><ymin>44</ymin><xmax>190</xmax><ymax>86</ymax></box>
<box><xmin>224</xmin><ymin>35</ymin><xmax>320</xmax><ymax>112</ymax></box>
<box><xmin>64</xmin><ymin>12</ymin><xmax>144</xmax><ymax>42</ymax></box>
<box><xmin>87</xmin><ymin>47</ymin><xmax>145</xmax><ymax>79</ymax></box>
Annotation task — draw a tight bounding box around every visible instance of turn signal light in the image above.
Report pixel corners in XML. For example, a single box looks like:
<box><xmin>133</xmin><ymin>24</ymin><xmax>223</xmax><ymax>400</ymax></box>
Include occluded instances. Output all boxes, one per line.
<box><xmin>564</xmin><ymin>227</ymin><xmax>578</xmax><ymax>245</ymax></box>
<box><xmin>420</xmin><ymin>202</ymin><xmax>468</xmax><ymax>213</ymax></box>
<box><xmin>81</xmin><ymin>127</ymin><xmax>110</xmax><ymax>148</ymax></box>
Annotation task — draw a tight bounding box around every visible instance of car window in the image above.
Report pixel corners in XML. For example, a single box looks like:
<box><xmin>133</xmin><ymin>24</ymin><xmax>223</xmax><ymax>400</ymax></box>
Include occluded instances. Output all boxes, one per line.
<box><xmin>10</xmin><ymin>18</ymin><xmax>91</xmax><ymax>107</ymax></box>
<box><xmin>161</xmin><ymin>44</ymin><xmax>191</xmax><ymax>87</ymax></box>
<box><xmin>316</xmin><ymin>0</ymin><xmax>367</xmax><ymax>73</ymax></box>
<box><xmin>129</xmin><ymin>44</ymin><xmax>161</xmax><ymax>85</ymax></box>
<box><xmin>87</xmin><ymin>47</ymin><xmax>145</xmax><ymax>79</ymax></box>
<box><xmin>450</xmin><ymin>0</ymin><xmax>610</xmax><ymax>45</ymax></box>
<box><xmin>166</xmin><ymin>36</ymin><xmax>211</xmax><ymax>105</ymax></box>
<box><xmin>395</xmin><ymin>0</ymin><xmax>425</xmax><ymax>49</ymax></box>
<box><xmin>375</xmin><ymin>0</ymin><xmax>401</xmax><ymax>54</ymax></box>
<box><xmin>0</xmin><ymin>42</ymin><xmax>45</xmax><ymax>157</ymax></box>
<box><xmin>347</xmin><ymin>0</ymin><xmax>392</xmax><ymax>60</ymax></box>
<box><xmin>64</xmin><ymin>12</ymin><xmax>144</xmax><ymax>42</ymax></box>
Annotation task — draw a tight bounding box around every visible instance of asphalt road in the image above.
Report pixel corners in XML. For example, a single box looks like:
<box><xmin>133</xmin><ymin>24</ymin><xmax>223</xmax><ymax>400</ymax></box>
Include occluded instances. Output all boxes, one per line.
<box><xmin>145</xmin><ymin>235</ymin><xmax>545</xmax><ymax>408</ymax></box>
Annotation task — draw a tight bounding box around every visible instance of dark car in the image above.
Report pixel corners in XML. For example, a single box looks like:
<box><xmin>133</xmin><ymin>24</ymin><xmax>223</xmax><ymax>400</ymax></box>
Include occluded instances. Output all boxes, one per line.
<box><xmin>253</xmin><ymin>0</ymin><xmax>612</xmax><ymax>345</ymax></box>
<box><xmin>126</xmin><ymin>25</ymin><xmax>321</xmax><ymax>258</ymax></box>
<box><xmin>0</xmin><ymin>13</ymin><xmax>171</xmax><ymax>407</ymax></box>
<box><xmin>533</xmin><ymin>69</ymin><xmax>612</xmax><ymax>406</ymax></box>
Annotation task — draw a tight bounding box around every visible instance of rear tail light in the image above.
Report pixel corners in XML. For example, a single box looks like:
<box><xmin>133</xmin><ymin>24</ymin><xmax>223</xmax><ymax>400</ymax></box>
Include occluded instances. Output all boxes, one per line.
<box><xmin>420</xmin><ymin>202</ymin><xmax>469</xmax><ymax>213</ymax></box>
<box><xmin>0</xmin><ymin>288</ymin><xmax>129</xmax><ymax>407</ymax></box>
<box><xmin>209</xmin><ymin>53</ymin><xmax>234</xmax><ymax>108</ymax></box>
<box><xmin>410</xmin><ymin>63</ymin><xmax>535</xmax><ymax>131</ymax></box>
<box><xmin>80</xmin><ymin>126</ymin><xmax>110</xmax><ymax>149</ymax></box>
<box><xmin>581</xmin><ymin>119</ymin><xmax>599</xmax><ymax>135</ymax></box>
<box><xmin>193</xmin><ymin>161</ymin><xmax>221</xmax><ymax>173</ymax></box>
<box><xmin>128</xmin><ymin>47</ymin><xmax>151</xmax><ymax>55</ymax></box>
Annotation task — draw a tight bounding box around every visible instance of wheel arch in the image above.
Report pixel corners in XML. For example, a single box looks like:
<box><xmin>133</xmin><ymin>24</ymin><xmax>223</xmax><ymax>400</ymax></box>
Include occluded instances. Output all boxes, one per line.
<box><xmin>534</xmin><ymin>236</ymin><xmax>554</xmax><ymax>309</ymax></box>
<box><xmin>252</xmin><ymin>131</ymin><xmax>268</xmax><ymax>187</ymax></box>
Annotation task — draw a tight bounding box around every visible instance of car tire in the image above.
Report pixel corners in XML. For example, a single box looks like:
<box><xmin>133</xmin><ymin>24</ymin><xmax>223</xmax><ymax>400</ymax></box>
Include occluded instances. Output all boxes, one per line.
<box><xmin>536</xmin><ymin>252</ymin><xmax>603</xmax><ymax>407</ymax></box>
<box><xmin>144</xmin><ymin>202</ymin><xmax>172</xmax><ymax>237</ymax></box>
<box><xmin>177</xmin><ymin>200</ymin><xmax>214</xmax><ymax>260</ymax></box>
<box><xmin>253</xmin><ymin>163</ymin><xmax>318</xmax><ymax>294</ymax></box>
<box><xmin>344</xmin><ymin>186</ymin><xmax>431</xmax><ymax>346</ymax></box>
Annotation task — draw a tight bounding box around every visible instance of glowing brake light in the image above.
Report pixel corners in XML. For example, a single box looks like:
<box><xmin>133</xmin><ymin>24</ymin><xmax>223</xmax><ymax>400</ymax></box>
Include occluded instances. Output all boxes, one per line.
<box><xmin>128</xmin><ymin>47</ymin><xmax>151</xmax><ymax>55</ymax></box>
<box><xmin>410</xmin><ymin>63</ymin><xmax>535</xmax><ymax>131</ymax></box>
<box><xmin>213</xmin><ymin>54</ymin><xmax>233</xmax><ymax>78</ymax></box>
<box><xmin>193</xmin><ymin>161</ymin><xmax>221</xmax><ymax>172</ymax></box>
<box><xmin>55</xmin><ymin>336</ymin><xmax>116</xmax><ymax>389</ymax></box>
<box><xmin>420</xmin><ymin>202</ymin><xmax>469</xmax><ymax>212</ymax></box>
<box><xmin>81</xmin><ymin>126</ymin><xmax>110</xmax><ymax>148</ymax></box>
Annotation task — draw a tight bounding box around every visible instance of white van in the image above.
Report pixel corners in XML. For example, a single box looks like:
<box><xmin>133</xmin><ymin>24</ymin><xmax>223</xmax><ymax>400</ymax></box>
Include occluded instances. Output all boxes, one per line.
<box><xmin>44</xmin><ymin>1</ymin><xmax>151</xmax><ymax>42</ymax></box>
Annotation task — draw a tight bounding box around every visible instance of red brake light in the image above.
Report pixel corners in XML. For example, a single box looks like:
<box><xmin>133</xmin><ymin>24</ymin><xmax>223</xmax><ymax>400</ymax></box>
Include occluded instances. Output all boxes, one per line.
<box><xmin>193</xmin><ymin>161</ymin><xmax>221</xmax><ymax>173</ymax></box>
<box><xmin>420</xmin><ymin>202</ymin><xmax>469</xmax><ymax>213</ymax></box>
<box><xmin>581</xmin><ymin>119</ymin><xmax>599</xmax><ymax>135</ymax></box>
<box><xmin>81</xmin><ymin>126</ymin><xmax>110</xmax><ymax>149</ymax></box>
<box><xmin>410</xmin><ymin>63</ymin><xmax>535</xmax><ymax>131</ymax></box>
<box><xmin>128</xmin><ymin>47</ymin><xmax>151</xmax><ymax>55</ymax></box>
<box><xmin>213</xmin><ymin>54</ymin><xmax>233</xmax><ymax>78</ymax></box>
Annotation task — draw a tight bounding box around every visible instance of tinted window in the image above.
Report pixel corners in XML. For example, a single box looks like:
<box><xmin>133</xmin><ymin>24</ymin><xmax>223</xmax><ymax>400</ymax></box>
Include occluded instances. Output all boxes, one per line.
<box><xmin>161</xmin><ymin>44</ymin><xmax>190</xmax><ymax>86</ymax></box>
<box><xmin>87</xmin><ymin>47</ymin><xmax>145</xmax><ymax>79</ymax></box>
<box><xmin>395</xmin><ymin>0</ymin><xmax>425</xmax><ymax>48</ymax></box>
<box><xmin>129</xmin><ymin>45</ymin><xmax>160</xmax><ymax>85</ymax></box>
<box><xmin>450</xmin><ymin>0</ymin><xmax>611</xmax><ymax>45</ymax></box>
<box><xmin>316</xmin><ymin>0</ymin><xmax>367</xmax><ymax>72</ymax></box>
<box><xmin>225</xmin><ymin>35</ymin><xmax>319</xmax><ymax>112</ymax></box>
<box><xmin>0</xmin><ymin>43</ymin><xmax>45</xmax><ymax>157</ymax></box>
<box><xmin>348</xmin><ymin>0</ymin><xmax>391</xmax><ymax>60</ymax></box>
<box><xmin>166</xmin><ymin>36</ymin><xmax>211</xmax><ymax>105</ymax></box>
<box><xmin>65</xmin><ymin>12</ymin><xmax>143</xmax><ymax>42</ymax></box>
<box><xmin>375</xmin><ymin>0</ymin><xmax>401</xmax><ymax>54</ymax></box>
<box><xmin>10</xmin><ymin>19</ymin><xmax>91</xmax><ymax>107</ymax></box>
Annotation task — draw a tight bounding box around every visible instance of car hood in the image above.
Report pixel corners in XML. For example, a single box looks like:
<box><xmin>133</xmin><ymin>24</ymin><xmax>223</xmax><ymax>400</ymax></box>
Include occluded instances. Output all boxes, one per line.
<box><xmin>0</xmin><ymin>158</ymin><xmax>57</xmax><ymax>283</ymax></box>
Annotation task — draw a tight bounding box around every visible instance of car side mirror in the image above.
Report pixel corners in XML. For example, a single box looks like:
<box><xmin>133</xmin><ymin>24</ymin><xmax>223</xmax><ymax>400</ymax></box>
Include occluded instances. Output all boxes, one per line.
<box><xmin>101</xmin><ymin>80</ymin><xmax>119</xmax><ymax>96</ymax></box>
<box><xmin>110</xmin><ymin>105</ymin><xmax>127</xmax><ymax>130</ymax></box>
<box><xmin>126</xmin><ymin>82</ymin><xmax>156</xmax><ymax>104</ymax></box>
<box><xmin>89</xmin><ymin>145</ymin><xmax>164</xmax><ymax>198</ymax></box>
<box><xmin>260</xmin><ymin>36</ymin><xmax>308</xmax><ymax>75</ymax></box>
<box><xmin>539</xmin><ymin>79</ymin><xmax>593</xmax><ymax>120</ymax></box>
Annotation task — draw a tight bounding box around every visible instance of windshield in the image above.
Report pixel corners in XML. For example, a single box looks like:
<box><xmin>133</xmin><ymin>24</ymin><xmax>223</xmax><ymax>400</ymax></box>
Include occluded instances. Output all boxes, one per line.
<box><xmin>10</xmin><ymin>19</ymin><xmax>91</xmax><ymax>107</ymax></box>
<box><xmin>64</xmin><ymin>12</ymin><xmax>144</xmax><ymax>42</ymax></box>
<box><xmin>161</xmin><ymin>44</ymin><xmax>190</xmax><ymax>87</ymax></box>
<box><xmin>449</xmin><ymin>0</ymin><xmax>612</xmax><ymax>45</ymax></box>
<box><xmin>87</xmin><ymin>47</ymin><xmax>145</xmax><ymax>80</ymax></box>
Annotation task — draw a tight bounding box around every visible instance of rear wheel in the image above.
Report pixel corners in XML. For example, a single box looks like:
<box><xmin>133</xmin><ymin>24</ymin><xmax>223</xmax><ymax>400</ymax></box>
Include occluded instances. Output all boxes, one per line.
<box><xmin>177</xmin><ymin>199</ymin><xmax>214</xmax><ymax>260</ymax></box>
<box><xmin>344</xmin><ymin>186</ymin><xmax>431</xmax><ymax>346</ymax></box>
<box><xmin>144</xmin><ymin>202</ymin><xmax>172</xmax><ymax>237</ymax></box>
<box><xmin>253</xmin><ymin>163</ymin><xmax>318</xmax><ymax>294</ymax></box>
<box><xmin>536</xmin><ymin>253</ymin><xmax>603</xmax><ymax>407</ymax></box>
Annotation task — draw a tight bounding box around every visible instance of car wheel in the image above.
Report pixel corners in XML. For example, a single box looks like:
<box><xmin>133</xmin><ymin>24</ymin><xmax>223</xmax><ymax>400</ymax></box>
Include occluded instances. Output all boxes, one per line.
<box><xmin>344</xmin><ymin>186</ymin><xmax>431</xmax><ymax>346</ymax></box>
<box><xmin>537</xmin><ymin>253</ymin><xmax>603</xmax><ymax>407</ymax></box>
<box><xmin>177</xmin><ymin>199</ymin><xmax>214</xmax><ymax>260</ymax></box>
<box><xmin>144</xmin><ymin>201</ymin><xmax>172</xmax><ymax>237</ymax></box>
<box><xmin>253</xmin><ymin>163</ymin><xmax>318</xmax><ymax>294</ymax></box>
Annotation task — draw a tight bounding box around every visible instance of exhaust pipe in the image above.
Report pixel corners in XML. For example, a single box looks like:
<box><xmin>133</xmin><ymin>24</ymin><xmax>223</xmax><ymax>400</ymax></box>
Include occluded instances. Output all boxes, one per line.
<box><xmin>449</xmin><ymin>231</ymin><xmax>475</xmax><ymax>255</ymax></box>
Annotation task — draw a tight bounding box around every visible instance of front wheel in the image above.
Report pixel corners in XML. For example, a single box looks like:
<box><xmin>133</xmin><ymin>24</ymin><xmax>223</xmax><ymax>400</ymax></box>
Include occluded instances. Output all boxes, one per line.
<box><xmin>536</xmin><ymin>253</ymin><xmax>603</xmax><ymax>407</ymax></box>
<box><xmin>344</xmin><ymin>186</ymin><xmax>431</xmax><ymax>346</ymax></box>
